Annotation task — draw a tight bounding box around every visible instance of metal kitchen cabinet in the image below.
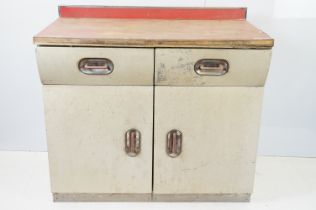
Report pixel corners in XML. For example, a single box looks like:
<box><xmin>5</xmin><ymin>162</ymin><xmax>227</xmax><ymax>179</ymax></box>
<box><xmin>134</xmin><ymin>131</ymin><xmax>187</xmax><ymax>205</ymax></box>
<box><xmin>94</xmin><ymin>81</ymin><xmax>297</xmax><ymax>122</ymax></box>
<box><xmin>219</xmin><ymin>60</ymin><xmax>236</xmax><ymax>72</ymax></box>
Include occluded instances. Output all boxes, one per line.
<box><xmin>34</xmin><ymin>6</ymin><xmax>274</xmax><ymax>202</ymax></box>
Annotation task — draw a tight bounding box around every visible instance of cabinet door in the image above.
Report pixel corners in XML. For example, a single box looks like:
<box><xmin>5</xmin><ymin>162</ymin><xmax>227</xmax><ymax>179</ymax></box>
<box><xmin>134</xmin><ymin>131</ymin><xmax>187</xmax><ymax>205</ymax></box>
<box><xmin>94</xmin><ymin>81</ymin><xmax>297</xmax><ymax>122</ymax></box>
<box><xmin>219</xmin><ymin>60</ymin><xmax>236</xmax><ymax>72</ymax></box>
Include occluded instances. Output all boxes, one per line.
<box><xmin>44</xmin><ymin>86</ymin><xmax>153</xmax><ymax>196</ymax></box>
<box><xmin>153</xmin><ymin>87</ymin><xmax>263</xmax><ymax>198</ymax></box>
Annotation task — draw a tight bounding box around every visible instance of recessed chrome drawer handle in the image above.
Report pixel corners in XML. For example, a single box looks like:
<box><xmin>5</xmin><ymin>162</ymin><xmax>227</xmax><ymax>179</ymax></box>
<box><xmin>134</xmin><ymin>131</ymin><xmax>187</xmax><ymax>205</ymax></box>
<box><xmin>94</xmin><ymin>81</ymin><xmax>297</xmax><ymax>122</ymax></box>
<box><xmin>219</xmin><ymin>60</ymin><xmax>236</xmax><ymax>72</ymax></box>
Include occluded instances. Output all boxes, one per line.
<box><xmin>166</xmin><ymin>129</ymin><xmax>182</xmax><ymax>158</ymax></box>
<box><xmin>125</xmin><ymin>129</ymin><xmax>141</xmax><ymax>157</ymax></box>
<box><xmin>194</xmin><ymin>59</ymin><xmax>229</xmax><ymax>76</ymax></box>
<box><xmin>78</xmin><ymin>58</ymin><xmax>114</xmax><ymax>75</ymax></box>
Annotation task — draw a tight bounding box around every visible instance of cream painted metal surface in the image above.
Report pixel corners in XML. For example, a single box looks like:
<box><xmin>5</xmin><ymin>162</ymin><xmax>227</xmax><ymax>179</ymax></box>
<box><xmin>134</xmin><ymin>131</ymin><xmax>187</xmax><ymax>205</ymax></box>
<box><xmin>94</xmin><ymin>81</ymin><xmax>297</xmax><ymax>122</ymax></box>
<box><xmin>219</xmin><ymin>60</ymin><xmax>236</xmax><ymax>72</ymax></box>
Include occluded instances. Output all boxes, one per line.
<box><xmin>43</xmin><ymin>85</ymin><xmax>153</xmax><ymax>195</ymax></box>
<box><xmin>155</xmin><ymin>49</ymin><xmax>271</xmax><ymax>86</ymax></box>
<box><xmin>36</xmin><ymin>47</ymin><xmax>154</xmax><ymax>85</ymax></box>
<box><xmin>154</xmin><ymin>87</ymin><xmax>263</xmax><ymax>195</ymax></box>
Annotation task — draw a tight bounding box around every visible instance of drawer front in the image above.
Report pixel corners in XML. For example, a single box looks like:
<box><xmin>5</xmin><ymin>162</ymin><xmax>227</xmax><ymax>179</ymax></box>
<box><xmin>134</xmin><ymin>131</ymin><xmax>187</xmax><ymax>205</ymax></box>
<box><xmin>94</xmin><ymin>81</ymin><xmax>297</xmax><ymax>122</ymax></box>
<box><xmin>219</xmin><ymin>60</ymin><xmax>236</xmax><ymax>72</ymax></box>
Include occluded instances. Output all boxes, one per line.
<box><xmin>36</xmin><ymin>47</ymin><xmax>154</xmax><ymax>85</ymax></box>
<box><xmin>155</xmin><ymin>49</ymin><xmax>271</xmax><ymax>86</ymax></box>
<box><xmin>154</xmin><ymin>86</ymin><xmax>263</xmax><ymax>194</ymax></box>
<box><xmin>44</xmin><ymin>86</ymin><xmax>153</xmax><ymax>194</ymax></box>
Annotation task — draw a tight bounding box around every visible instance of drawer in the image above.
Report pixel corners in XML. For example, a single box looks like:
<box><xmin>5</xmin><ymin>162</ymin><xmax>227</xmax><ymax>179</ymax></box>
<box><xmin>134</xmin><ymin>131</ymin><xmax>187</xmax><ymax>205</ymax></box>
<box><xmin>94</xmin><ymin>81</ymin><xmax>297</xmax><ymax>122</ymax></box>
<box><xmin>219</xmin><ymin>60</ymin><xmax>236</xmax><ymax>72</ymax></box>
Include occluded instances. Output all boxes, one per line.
<box><xmin>155</xmin><ymin>49</ymin><xmax>272</xmax><ymax>86</ymax></box>
<box><xmin>36</xmin><ymin>47</ymin><xmax>154</xmax><ymax>85</ymax></box>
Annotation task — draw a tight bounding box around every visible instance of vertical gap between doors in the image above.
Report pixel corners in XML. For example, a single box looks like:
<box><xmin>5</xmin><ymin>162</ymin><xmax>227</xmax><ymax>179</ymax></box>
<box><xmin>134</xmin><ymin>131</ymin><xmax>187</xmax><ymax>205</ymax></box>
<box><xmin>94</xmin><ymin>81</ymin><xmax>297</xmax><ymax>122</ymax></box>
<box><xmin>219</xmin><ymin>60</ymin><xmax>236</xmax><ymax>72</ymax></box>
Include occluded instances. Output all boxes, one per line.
<box><xmin>151</xmin><ymin>48</ymin><xmax>156</xmax><ymax>195</ymax></box>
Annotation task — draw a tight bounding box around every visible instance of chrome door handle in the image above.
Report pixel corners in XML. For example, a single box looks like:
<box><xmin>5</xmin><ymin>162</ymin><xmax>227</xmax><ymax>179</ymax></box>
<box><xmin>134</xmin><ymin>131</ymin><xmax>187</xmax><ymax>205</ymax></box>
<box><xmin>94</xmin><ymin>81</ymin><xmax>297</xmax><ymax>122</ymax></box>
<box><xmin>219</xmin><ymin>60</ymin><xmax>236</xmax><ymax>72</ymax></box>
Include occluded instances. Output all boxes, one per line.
<box><xmin>194</xmin><ymin>59</ymin><xmax>229</xmax><ymax>76</ymax></box>
<box><xmin>78</xmin><ymin>58</ymin><xmax>114</xmax><ymax>75</ymax></box>
<box><xmin>166</xmin><ymin>129</ymin><xmax>182</xmax><ymax>158</ymax></box>
<box><xmin>125</xmin><ymin>129</ymin><xmax>141</xmax><ymax>157</ymax></box>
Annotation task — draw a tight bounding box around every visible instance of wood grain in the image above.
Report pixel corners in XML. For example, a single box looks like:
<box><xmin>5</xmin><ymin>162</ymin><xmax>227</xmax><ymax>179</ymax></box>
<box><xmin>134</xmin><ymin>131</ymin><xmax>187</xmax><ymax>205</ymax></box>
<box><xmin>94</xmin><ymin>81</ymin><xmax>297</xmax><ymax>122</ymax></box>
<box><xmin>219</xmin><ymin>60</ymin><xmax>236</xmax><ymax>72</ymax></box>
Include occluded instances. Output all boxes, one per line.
<box><xmin>34</xmin><ymin>18</ymin><xmax>273</xmax><ymax>48</ymax></box>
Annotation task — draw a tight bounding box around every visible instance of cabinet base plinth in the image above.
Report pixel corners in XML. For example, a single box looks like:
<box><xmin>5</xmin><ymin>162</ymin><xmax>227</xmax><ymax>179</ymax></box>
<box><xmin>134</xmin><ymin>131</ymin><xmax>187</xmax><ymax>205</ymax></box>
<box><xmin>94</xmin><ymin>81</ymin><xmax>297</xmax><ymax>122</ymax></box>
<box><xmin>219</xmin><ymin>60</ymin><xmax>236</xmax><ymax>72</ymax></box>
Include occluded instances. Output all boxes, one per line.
<box><xmin>153</xmin><ymin>193</ymin><xmax>250</xmax><ymax>202</ymax></box>
<box><xmin>53</xmin><ymin>193</ymin><xmax>151</xmax><ymax>202</ymax></box>
<box><xmin>53</xmin><ymin>193</ymin><xmax>250</xmax><ymax>202</ymax></box>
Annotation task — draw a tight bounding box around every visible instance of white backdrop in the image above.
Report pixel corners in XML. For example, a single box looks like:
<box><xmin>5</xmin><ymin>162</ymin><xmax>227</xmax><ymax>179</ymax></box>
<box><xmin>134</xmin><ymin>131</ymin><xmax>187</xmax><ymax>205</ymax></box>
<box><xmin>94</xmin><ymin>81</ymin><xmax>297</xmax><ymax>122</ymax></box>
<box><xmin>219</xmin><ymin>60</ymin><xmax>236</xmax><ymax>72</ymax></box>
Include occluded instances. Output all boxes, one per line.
<box><xmin>0</xmin><ymin>0</ymin><xmax>315</xmax><ymax>157</ymax></box>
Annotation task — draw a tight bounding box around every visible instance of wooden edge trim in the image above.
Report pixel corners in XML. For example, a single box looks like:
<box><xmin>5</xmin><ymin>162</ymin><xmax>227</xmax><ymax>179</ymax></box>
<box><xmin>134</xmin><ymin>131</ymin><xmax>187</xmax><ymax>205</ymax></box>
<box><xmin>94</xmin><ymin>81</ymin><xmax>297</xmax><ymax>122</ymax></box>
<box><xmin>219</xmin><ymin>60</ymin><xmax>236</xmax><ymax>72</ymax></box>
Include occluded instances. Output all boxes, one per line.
<box><xmin>58</xmin><ymin>6</ymin><xmax>247</xmax><ymax>20</ymax></box>
<box><xmin>33</xmin><ymin>37</ymin><xmax>274</xmax><ymax>49</ymax></box>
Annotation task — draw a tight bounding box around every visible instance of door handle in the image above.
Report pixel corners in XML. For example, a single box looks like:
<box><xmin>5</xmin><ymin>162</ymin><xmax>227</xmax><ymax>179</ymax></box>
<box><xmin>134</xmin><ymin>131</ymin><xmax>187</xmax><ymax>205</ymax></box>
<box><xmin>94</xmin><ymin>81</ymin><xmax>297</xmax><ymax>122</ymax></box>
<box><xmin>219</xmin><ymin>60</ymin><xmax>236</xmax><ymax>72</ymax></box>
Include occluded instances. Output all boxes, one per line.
<box><xmin>125</xmin><ymin>129</ymin><xmax>141</xmax><ymax>157</ymax></box>
<box><xmin>78</xmin><ymin>58</ymin><xmax>114</xmax><ymax>75</ymax></box>
<box><xmin>166</xmin><ymin>129</ymin><xmax>182</xmax><ymax>158</ymax></box>
<box><xmin>194</xmin><ymin>59</ymin><xmax>229</xmax><ymax>76</ymax></box>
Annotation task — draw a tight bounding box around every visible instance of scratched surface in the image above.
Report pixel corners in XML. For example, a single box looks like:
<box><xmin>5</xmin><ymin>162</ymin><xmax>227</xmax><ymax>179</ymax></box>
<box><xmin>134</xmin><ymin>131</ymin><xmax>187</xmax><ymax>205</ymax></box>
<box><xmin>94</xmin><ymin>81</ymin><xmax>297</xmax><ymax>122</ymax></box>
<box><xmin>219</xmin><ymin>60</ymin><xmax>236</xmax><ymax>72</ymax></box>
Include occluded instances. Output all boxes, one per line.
<box><xmin>154</xmin><ymin>86</ymin><xmax>263</xmax><ymax>194</ymax></box>
<box><xmin>155</xmin><ymin>48</ymin><xmax>272</xmax><ymax>87</ymax></box>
